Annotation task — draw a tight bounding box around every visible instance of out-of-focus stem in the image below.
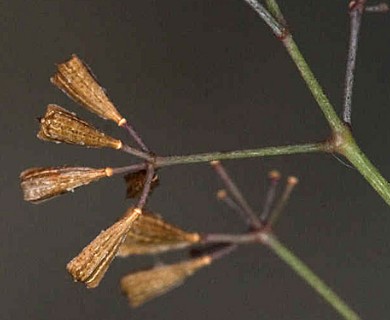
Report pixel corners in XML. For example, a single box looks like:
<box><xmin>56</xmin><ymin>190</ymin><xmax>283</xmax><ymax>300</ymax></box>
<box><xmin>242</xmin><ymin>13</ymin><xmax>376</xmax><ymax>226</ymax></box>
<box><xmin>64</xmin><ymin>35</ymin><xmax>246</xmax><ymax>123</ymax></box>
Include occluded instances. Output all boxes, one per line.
<box><xmin>264</xmin><ymin>234</ymin><xmax>361</xmax><ymax>320</ymax></box>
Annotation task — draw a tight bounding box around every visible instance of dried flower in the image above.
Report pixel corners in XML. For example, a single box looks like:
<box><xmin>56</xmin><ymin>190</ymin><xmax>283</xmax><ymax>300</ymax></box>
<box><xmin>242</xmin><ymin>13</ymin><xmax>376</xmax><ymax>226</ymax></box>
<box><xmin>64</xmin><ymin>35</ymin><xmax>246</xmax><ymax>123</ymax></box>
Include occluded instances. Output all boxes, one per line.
<box><xmin>20</xmin><ymin>166</ymin><xmax>113</xmax><ymax>203</ymax></box>
<box><xmin>67</xmin><ymin>207</ymin><xmax>142</xmax><ymax>288</ymax></box>
<box><xmin>124</xmin><ymin>170</ymin><xmax>159</xmax><ymax>199</ymax></box>
<box><xmin>51</xmin><ymin>54</ymin><xmax>126</xmax><ymax>126</ymax></box>
<box><xmin>120</xmin><ymin>256</ymin><xmax>211</xmax><ymax>307</ymax></box>
<box><xmin>38</xmin><ymin>104</ymin><xmax>122</xmax><ymax>149</ymax></box>
<box><xmin>117</xmin><ymin>212</ymin><xmax>200</xmax><ymax>256</ymax></box>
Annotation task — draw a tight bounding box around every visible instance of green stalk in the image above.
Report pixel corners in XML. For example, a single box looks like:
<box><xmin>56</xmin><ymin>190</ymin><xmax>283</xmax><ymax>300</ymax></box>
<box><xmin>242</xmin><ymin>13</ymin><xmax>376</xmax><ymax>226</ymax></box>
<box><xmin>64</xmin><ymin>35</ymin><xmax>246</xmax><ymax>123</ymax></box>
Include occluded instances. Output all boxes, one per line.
<box><xmin>155</xmin><ymin>142</ymin><xmax>324</xmax><ymax>167</ymax></box>
<box><xmin>264</xmin><ymin>0</ymin><xmax>285</xmax><ymax>23</ymax></box>
<box><xmin>264</xmin><ymin>234</ymin><xmax>361</xmax><ymax>320</ymax></box>
<box><xmin>282</xmin><ymin>35</ymin><xmax>345</xmax><ymax>132</ymax></box>
<box><xmin>338</xmin><ymin>130</ymin><xmax>390</xmax><ymax>206</ymax></box>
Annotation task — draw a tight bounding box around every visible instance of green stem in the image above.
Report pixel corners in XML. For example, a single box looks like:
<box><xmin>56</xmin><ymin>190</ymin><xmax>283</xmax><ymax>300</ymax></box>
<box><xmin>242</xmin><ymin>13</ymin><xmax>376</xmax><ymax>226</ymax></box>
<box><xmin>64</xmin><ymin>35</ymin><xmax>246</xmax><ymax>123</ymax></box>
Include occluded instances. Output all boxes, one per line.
<box><xmin>155</xmin><ymin>142</ymin><xmax>324</xmax><ymax>167</ymax></box>
<box><xmin>243</xmin><ymin>0</ymin><xmax>285</xmax><ymax>36</ymax></box>
<box><xmin>338</xmin><ymin>130</ymin><xmax>390</xmax><ymax>206</ymax></box>
<box><xmin>244</xmin><ymin>1</ymin><xmax>344</xmax><ymax>132</ymax></box>
<box><xmin>282</xmin><ymin>35</ymin><xmax>345</xmax><ymax>132</ymax></box>
<box><xmin>264</xmin><ymin>0</ymin><xmax>285</xmax><ymax>23</ymax></box>
<box><xmin>264</xmin><ymin>234</ymin><xmax>361</xmax><ymax>320</ymax></box>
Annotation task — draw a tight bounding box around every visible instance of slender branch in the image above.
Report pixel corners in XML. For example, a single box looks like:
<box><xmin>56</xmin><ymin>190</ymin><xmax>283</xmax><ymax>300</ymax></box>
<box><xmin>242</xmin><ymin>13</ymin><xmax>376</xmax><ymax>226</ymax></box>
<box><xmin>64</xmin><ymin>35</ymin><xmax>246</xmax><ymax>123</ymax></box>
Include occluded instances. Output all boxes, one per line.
<box><xmin>268</xmin><ymin>176</ymin><xmax>299</xmax><ymax>225</ymax></box>
<box><xmin>202</xmin><ymin>232</ymin><xmax>259</xmax><ymax>244</ymax></box>
<box><xmin>209</xmin><ymin>244</ymin><xmax>238</xmax><ymax>261</ymax></box>
<box><xmin>243</xmin><ymin>0</ymin><xmax>344</xmax><ymax>132</ymax></box>
<box><xmin>136</xmin><ymin>163</ymin><xmax>155</xmax><ymax>209</ymax></box>
<box><xmin>282</xmin><ymin>35</ymin><xmax>345</xmax><ymax>132</ymax></box>
<box><xmin>211</xmin><ymin>161</ymin><xmax>262</xmax><ymax>229</ymax></box>
<box><xmin>242</xmin><ymin>0</ymin><xmax>286</xmax><ymax>37</ymax></box>
<box><xmin>155</xmin><ymin>142</ymin><xmax>326</xmax><ymax>167</ymax></box>
<box><xmin>264</xmin><ymin>0</ymin><xmax>286</xmax><ymax>25</ymax></box>
<box><xmin>217</xmin><ymin>189</ymin><xmax>254</xmax><ymax>225</ymax></box>
<box><xmin>259</xmin><ymin>170</ymin><xmax>281</xmax><ymax>222</ymax></box>
<box><xmin>343</xmin><ymin>0</ymin><xmax>366</xmax><ymax>125</ymax></box>
<box><xmin>122</xmin><ymin>122</ymin><xmax>150</xmax><ymax>153</ymax></box>
<box><xmin>263</xmin><ymin>234</ymin><xmax>361</xmax><ymax>320</ymax></box>
<box><xmin>110</xmin><ymin>163</ymin><xmax>147</xmax><ymax>175</ymax></box>
<box><xmin>121</xmin><ymin>144</ymin><xmax>153</xmax><ymax>161</ymax></box>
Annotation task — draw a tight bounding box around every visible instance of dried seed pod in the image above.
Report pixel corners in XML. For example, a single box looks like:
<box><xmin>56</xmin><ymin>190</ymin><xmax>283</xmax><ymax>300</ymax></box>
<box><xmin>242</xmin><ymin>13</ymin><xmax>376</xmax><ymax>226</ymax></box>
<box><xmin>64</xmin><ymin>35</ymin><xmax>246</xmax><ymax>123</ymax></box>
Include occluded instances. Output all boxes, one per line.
<box><xmin>51</xmin><ymin>55</ymin><xmax>126</xmax><ymax>126</ymax></box>
<box><xmin>20</xmin><ymin>166</ymin><xmax>113</xmax><ymax>203</ymax></box>
<box><xmin>67</xmin><ymin>207</ymin><xmax>142</xmax><ymax>288</ymax></box>
<box><xmin>124</xmin><ymin>170</ymin><xmax>159</xmax><ymax>199</ymax></box>
<box><xmin>117</xmin><ymin>212</ymin><xmax>200</xmax><ymax>256</ymax></box>
<box><xmin>38</xmin><ymin>104</ymin><xmax>122</xmax><ymax>149</ymax></box>
<box><xmin>120</xmin><ymin>256</ymin><xmax>211</xmax><ymax>307</ymax></box>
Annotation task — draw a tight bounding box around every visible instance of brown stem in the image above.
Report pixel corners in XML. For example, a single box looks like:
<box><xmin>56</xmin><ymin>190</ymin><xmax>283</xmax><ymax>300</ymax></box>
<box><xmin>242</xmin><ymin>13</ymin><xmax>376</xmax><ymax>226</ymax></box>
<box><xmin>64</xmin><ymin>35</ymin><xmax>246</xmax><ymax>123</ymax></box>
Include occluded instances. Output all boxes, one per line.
<box><xmin>211</xmin><ymin>161</ymin><xmax>263</xmax><ymax>229</ymax></box>
<box><xmin>136</xmin><ymin>163</ymin><xmax>155</xmax><ymax>209</ymax></box>
<box><xmin>122</xmin><ymin>122</ymin><xmax>150</xmax><ymax>153</ymax></box>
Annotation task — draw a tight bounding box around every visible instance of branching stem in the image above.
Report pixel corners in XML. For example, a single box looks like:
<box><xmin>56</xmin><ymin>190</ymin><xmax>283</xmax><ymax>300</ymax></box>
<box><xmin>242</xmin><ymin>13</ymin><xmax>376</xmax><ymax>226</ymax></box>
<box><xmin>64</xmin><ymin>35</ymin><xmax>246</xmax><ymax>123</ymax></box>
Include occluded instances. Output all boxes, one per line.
<box><xmin>155</xmin><ymin>142</ymin><xmax>325</xmax><ymax>167</ymax></box>
<box><xmin>242</xmin><ymin>0</ymin><xmax>390</xmax><ymax>205</ymax></box>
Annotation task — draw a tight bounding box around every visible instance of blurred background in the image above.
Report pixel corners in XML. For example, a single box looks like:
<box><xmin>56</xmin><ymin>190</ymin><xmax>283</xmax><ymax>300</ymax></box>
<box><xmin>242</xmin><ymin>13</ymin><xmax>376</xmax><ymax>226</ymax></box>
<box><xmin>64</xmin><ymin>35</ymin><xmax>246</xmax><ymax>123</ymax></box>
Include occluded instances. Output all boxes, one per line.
<box><xmin>2</xmin><ymin>1</ymin><xmax>390</xmax><ymax>319</ymax></box>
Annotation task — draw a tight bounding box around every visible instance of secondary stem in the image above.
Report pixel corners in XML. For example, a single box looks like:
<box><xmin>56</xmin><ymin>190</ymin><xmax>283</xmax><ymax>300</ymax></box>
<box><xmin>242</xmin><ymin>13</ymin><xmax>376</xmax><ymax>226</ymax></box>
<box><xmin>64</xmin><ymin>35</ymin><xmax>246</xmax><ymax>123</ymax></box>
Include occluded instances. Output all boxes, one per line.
<box><xmin>343</xmin><ymin>0</ymin><xmax>366</xmax><ymax>125</ymax></box>
<box><xmin>264</xmin><ymin>234</ymin><xmax>361</xmax><ymax>320</ymax></box>
<box><xmin>282</xmin><ymin>35</ymin><xmax>345</xmax><ymax>132</ymax></box>
<box><xmin>155</xmin><ymin>142</ymin><xmax>325</xmax><ymax>167</ymax></box>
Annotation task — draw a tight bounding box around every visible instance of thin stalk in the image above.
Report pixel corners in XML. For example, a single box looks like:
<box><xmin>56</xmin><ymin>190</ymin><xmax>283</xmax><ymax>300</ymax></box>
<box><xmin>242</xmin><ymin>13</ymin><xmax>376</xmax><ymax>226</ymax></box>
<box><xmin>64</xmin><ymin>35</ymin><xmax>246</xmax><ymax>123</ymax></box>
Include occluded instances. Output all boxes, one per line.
<box><xmin>155</xmin><ymin>142</ymin><xmax>325</xmax><ymax>167</ymax></box>
<box><xmin>282</xmin><ymin>35</ymin><xmax>345</xmax><ymax>132</ymax></box>
<box><xmin>259</xmin><ymin>170</ymin><xmax>281</xmax><ymax>222</ymax></box>
<box><xmin>122</xmin><ymin>122</ymin><xmax>150</xmax><ymax>153</ymax></box>
<box><xmin>264</xmin><ymin>234</ymin><xmax>361</xmax><ymax>320</ymax></box>
<box><xmin>242</xmin><ymin>0</ymin><xmax>286</xmax><ymax>37</ymax></box>
<box><xmin>343</xmin><ymin>0</ymin><xmax>366</xmax><ymax>125</ymax></box>
<box><xmin>121</xmin><ymin>144</ymin><xmax>153</xmax><ymax>161</ymax></box>
<box><xmin>218</xmin><ymin>189</ymin><xmax>254</xmax><ymax>225</ymax></box>
<box><xmin>211</xmin><ymin>161</ymin><xmax>262</xmax><ymax>229</ymax></box>
<box><xmin>110</xmin><ymin>163</ymin><xmax>147</xmax><ymax>175</ymax></box>
<box><xmin>243</xmin><ymin>0</ymin><xmax>344</xmax><ymax>132</ymax></box>
<box><xmin>264</xmin><ymin>0</ymin><xmax>286</xmax><ymax>25</ymax></box>
<box><xmin>268</xmin><ymin>176</ymin><xmax>298</xmax><ymax>226</ymax></box>
<box><xmin>209</xmin><ymin>244</ymin><xmax>238</xmax><ymax>261</ymax></box>
<box><xmin>202</xmin><ymin>232</ymin><xmax>259</xmax><ymax>244</ymax></box>
<box><xmin>136</xmin><ymin>163</ymin><xmax>155</xmax><ymax>209</ymax></box>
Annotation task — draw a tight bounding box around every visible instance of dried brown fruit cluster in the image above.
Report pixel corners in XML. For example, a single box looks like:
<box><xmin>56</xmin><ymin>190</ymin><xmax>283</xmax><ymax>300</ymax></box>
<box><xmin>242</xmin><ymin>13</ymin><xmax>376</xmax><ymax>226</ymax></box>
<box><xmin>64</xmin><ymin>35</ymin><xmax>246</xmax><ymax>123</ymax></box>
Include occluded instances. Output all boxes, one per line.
<box><xmin>20</xmin><ymin>55</ymin><xmax>221</xmax><ymax>306</ymax></box>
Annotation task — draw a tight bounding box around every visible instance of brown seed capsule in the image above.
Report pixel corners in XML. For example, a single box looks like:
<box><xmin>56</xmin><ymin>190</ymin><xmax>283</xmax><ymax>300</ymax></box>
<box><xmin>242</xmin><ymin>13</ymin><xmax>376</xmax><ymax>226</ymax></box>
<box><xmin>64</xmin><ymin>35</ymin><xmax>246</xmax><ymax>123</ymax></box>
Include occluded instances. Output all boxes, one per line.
<box><xmin>120</xmin><ymin>256</ymin><xmax>211</xmax><ymax>307</ymax></box>
<box><xmin>67</xmin><ymin>207</ymin><xmax>142</xmax><ymax>288</ymax></box>
<box><xmin>117</xmin><ymin>212</ymin><xmax>200</xmax><ymax>256</ymax></box>
<box><xmin>124</xmin><ymin>170</ymin><xmax>159</xmax><ymax>199</ymax></box>
<box><xmin>51</xmin><ymin>55</ymin><xmax>126</xmax><ymax>126</ymax></box>
<box><xmin>37</xmin><ymin>104</ymin><xmax>122</xmax><ymax>149</ymax></box>
<box><xmin>20</xmin><ymin>166</ymin><xmax>113</xmax><ymax>203</ymax></box>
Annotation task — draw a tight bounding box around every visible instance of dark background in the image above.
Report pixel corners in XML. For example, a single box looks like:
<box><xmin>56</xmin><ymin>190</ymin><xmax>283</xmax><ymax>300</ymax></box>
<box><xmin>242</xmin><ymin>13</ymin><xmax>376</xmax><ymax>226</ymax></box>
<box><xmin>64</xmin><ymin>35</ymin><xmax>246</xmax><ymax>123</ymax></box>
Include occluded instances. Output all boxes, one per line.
<box><xmin>2</xmin><ymin>1</ymin><xmax>390</xmax><ymax>319</ymax></box>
